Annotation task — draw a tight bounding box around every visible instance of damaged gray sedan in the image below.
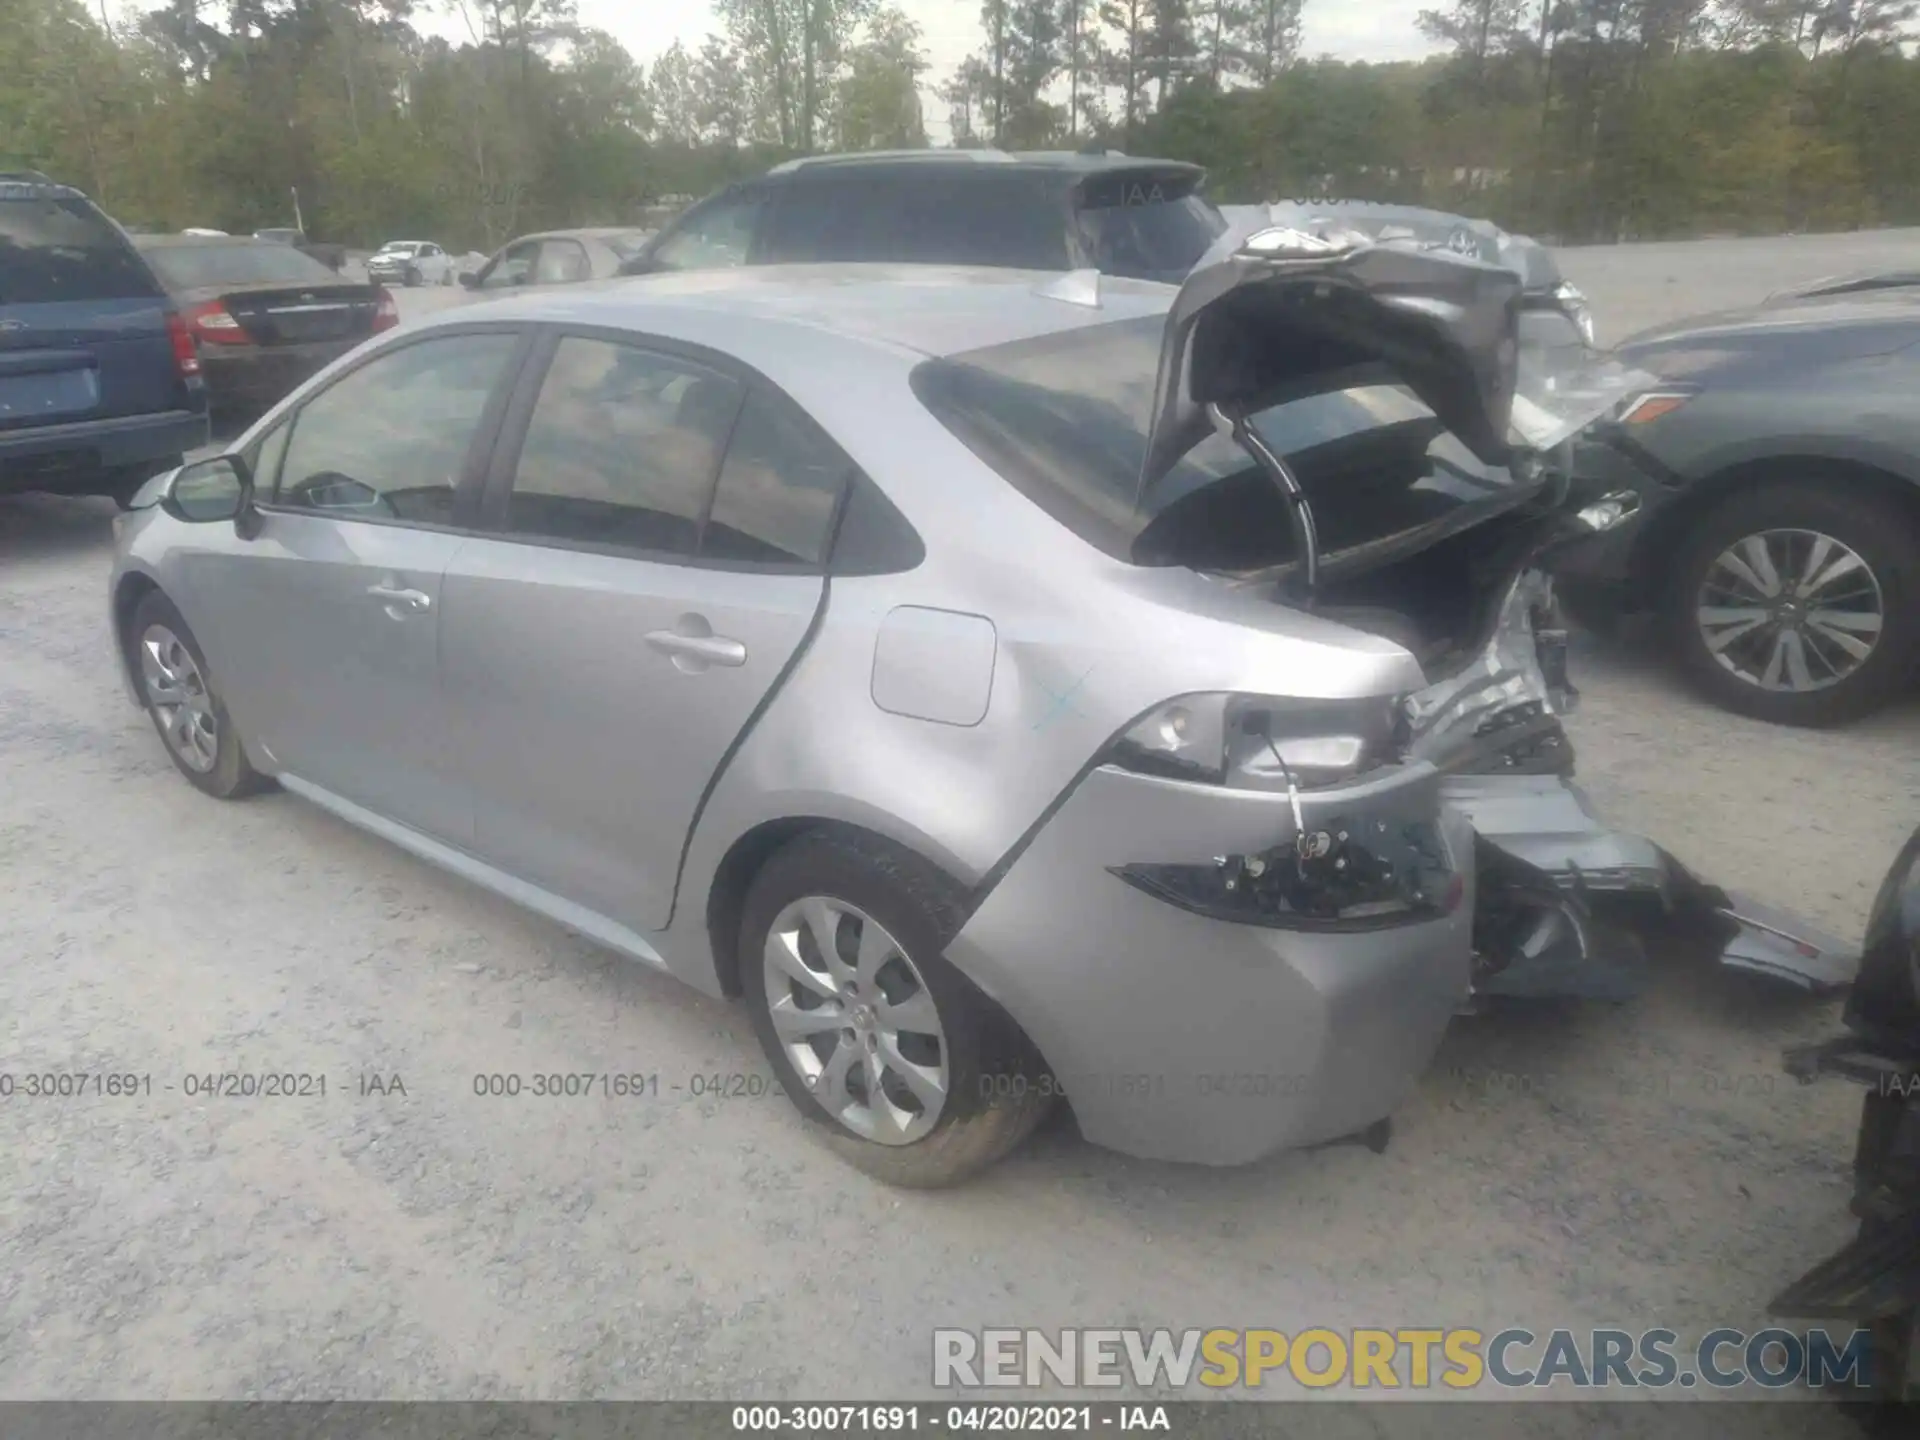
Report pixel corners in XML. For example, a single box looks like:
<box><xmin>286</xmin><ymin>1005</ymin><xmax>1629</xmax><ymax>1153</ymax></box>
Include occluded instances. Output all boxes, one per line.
<box><xmin>108</xmin><ymin>229</ymin><xmax>1857</xmax><ymax>1188</ymax></box>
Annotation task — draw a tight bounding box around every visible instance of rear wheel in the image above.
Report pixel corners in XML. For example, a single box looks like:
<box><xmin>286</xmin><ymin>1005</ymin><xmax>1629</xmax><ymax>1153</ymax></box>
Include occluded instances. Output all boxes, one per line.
<box><xmin>740</xmin><ymin>831</ymin><xmax>1053</xmax><ymax>1188</ymax></box>
<box><xmin>129</xmin><ymin>591</ymin><xmax>265</xmax><ymax>799</ymax></box>
<box><xmin>1665</xmin><ymin>480</ymin><xmax>1919</xmax><ymax>727</ymax></box>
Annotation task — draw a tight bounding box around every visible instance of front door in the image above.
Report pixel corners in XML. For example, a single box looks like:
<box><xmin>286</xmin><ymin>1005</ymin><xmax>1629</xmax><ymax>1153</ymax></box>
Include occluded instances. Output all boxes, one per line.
<box><xmin>195</xmin><ymin>329</ymin><xmax>525</xmax><ymax>843</ymax></box>
<box><xmin>441</xmin><ymin>333</ymin><xmax>849</xmax><ymax>932</ymax></box>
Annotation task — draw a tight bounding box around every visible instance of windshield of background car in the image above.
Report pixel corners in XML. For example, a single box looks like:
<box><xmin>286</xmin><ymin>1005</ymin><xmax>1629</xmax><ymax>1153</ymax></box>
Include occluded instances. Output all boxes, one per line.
<box><xmin>143</xmin><ymin>242</ymin><xmax>338</xmax><ymax>289</ymax></box>
<box><xmin>756</xmin><ymin>170</ymin><xmax>1073</xmax><ymax>270</ymax></box>
<box><xmin>1073</xmin><ymin>171</ymin><xmax>1226</xmax><ymax>281</ymax></box>
<box><xmin>0</xmin><ymin>188</ymin><xmax>164</xmax><ymax>303</ymax></box>
<box><xmin>910</xmin><ymin>313</ymin><xmax>1514</xmax><ymax>565</ymax></box>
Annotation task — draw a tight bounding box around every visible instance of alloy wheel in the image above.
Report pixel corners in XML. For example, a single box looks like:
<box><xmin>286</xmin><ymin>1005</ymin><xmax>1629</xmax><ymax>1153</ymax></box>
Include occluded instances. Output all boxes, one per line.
<box><xmin>761</xmin><ymin>896</ymin><xmax>949</xmax><ymax>1146</ymax></box>
<box><xmin>138</xmin><ymin>624</ymin><xmax>219</xmax><ymax>773</ymax></box>
<box><xmin>1694</xmin><ymin>528</ymin><xmax>1885</xmax><ymax>694</ymax></box>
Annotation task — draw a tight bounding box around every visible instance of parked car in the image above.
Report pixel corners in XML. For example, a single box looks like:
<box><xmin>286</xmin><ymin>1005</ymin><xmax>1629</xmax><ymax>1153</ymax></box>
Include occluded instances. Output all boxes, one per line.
<box><xmin>1770</xmin><ymin>824</ymin><xmax>1920</xmax><ymax>1401</ymax></box>
<box><xmin>616</xmin><ymin>149</ymin><xmax>1229</xmax><ymax>285</ymax></box>
<box><xmin>458</xmin><ymin>227</ymin><xmax>653</xmax><ymax>293</ymax></box>
<box><xmin>133</xmin><ymin>235</ymin><xmax>398</xmax><ymax>418</ymax></box>
<box><xmin>366</xmin><ymin>240</ymin><xmax>457</xmax><ymax>287</ymax></box>
<box><xmin>1218</xmin><ymin>200</ymin><xmax>1597</xmax><ymax>352</ymax></box>
<box><xmin>1552</xmin><ymin>273</ymin><xmax>1920</xmax><ymax>726</ymax></box>
<box><xmin>0</xmin><ymin>171</ymin><xmax>208</xmax><ymax>508</ymax></box>
<box><xmin>107</xmin><ymin>239</ymin><xmax>1857</xmax><ymax>1187</ymax></box>
<box><xmin>253</xmin><ymin>227</ymin><xmax>347</xmax><ymax>273</ymax></box>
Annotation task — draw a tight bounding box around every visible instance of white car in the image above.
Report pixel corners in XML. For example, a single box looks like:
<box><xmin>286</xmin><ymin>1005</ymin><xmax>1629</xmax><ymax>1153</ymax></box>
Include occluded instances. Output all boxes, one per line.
<box><xmin>365</xmin><ymin>240</ymin><xmax>456</xmax><ymax>287</ymax></box>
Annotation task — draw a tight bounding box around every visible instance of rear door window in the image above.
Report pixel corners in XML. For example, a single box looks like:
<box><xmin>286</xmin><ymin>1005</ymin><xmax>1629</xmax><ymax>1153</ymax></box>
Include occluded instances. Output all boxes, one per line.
<box><xmin>1073</xmin><ymin>171</ymin><xmax>1225</xmax><ymax>281</ymax></box>
<box><xmin>758</xmin><ymin>171</ymin><xmax>1071</xmax><ymax>270</ymax></box>
<box><xmin>533</xmin><ymin>239</ymin><xmax>592</xmax><ymax>285</ymax></box>
<box><xmin>502</xmin><ymin>336</ymin><xmax>745</xmax><ymax>555</ymax></box>
<box><xmin>0</xmin><ymin>187</ymin><xmax>163</xmax><ymax>303</ymax></box>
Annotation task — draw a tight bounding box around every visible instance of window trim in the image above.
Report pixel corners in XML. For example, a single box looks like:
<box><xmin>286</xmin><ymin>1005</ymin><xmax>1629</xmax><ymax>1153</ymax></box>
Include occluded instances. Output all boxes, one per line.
<box><xmin>475</xmin><ymin>322</ymin><xmax>868</xmax><ymax>575</ymax></box>
<box><xmin>250</xmin><ymin>322</ymin><xmax>537</xmax><ymax>536</ymax></box>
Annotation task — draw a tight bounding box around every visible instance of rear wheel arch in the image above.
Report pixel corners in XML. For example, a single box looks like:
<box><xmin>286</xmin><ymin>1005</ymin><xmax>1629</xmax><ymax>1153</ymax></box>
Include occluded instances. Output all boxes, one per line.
<box><xmin>703</xmin><ymin>820</ymin><xmax>1050</xmax><ymax>1080</ymax></box>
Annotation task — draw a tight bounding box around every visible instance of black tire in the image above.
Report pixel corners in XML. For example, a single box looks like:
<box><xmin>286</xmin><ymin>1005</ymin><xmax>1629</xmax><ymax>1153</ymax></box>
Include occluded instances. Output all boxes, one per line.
<box><xmin>1664</xmin><ymin>480</ymin><xmax>1920</xmax><ymax>727</ymax></box>
<box><xmin>128</xmin><ymin>591</ymin><xmax>266</xmax><ymax>800</ymax></box>
<box><xmin>403</xmin><ymin>266</ymin><xmax>421</xmax><ymax>287</ymax></box>
<box><xmin>739</xmin><ymin>830</ymin><xmax>1053</xmax><ymax>1188</ymax></box>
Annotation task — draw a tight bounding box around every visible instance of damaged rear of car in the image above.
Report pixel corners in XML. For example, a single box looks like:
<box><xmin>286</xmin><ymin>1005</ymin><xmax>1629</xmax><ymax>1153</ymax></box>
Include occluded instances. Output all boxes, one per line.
<box><xmin>924</xmin><ymin>228</ymin><xmax>1857</xmax><ymax>1050</ymax></box>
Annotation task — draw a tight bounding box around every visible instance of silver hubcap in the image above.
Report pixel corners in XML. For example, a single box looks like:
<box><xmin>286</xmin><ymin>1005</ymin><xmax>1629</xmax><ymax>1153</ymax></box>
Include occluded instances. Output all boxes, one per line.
<box><xmin>761</xmin><ymin>897</ymin><xmax>948</xmax><ymax>1146</ymax></box>
<box><xmin>1695</xmin><ymin>528</ymin><xmax>1885</xmax><ymax>693</ymax></box>
<box><xmin>138</xmin><ymin>624</ymin><xmax>219</xmax><ymax>772</ymax></box>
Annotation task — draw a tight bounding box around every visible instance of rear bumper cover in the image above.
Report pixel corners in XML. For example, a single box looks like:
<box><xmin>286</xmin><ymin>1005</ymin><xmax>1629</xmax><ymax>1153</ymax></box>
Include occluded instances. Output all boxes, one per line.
<box><xmin>199</xmin><ymin>342</ymin><xmax>358</xmax><ymax>407</ymax></box>
<box><xmin>947</xmin><ymin>762</ymin><xmax>1476</xmax><ymax>1166</ymax></box>
<box><xmin>0</xmin><ymin>408</ymin><xmax>207</xmax><ymax>488</ymax></box>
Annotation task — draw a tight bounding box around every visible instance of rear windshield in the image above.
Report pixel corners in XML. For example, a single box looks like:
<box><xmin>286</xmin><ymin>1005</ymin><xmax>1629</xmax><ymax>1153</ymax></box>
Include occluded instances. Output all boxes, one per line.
<box><xmin>910</xmin><ymin>314</ymin><xmax>1501</xmax><ymax>563</ymax></box>
<box><xmin>0</xmin><ymin>191</ymin><xmax>163</xmax><ymax>304</ymax></box>
<box><xmin>1073</xmin><ymin>172</ymin><xmax>1226</xmax><ymax>282</ymax></box>
<box><xmin>757</xmin><ymin>171</ymin><xmax>1073</xmax><ymax>270</ymax></box>
<box><xmin>143</xmin><ymin>242</ymin><xmax>337</xmax><ymax>289</ymax></box>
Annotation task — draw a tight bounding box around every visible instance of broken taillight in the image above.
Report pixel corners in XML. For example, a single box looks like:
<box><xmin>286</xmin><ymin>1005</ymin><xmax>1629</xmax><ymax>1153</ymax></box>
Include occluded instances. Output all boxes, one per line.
<box><xmin>1112</xmin><ymin>818</ymin><xmax>1462</xmax><ymax>934</ymax></box>
<box><xmin>1107</xmin><ymin>694</ymin><xmax>1405</xmax><ymax>792</ymax></box>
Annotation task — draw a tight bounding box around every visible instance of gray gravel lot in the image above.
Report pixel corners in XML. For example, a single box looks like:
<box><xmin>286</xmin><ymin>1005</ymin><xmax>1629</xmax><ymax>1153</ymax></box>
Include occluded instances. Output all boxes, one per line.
<box><xmin>3</xmin><ymin>236</ymin><xmax>1918</xmax><ymax>1420</ymax></box>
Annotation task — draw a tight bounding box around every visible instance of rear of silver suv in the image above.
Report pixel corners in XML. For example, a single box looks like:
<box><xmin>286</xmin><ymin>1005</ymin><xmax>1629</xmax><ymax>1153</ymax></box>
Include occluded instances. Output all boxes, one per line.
<box><xmin>0</xmin><ymin>174</ymin><xmax>209</xmax><ymax>506</ymax></box>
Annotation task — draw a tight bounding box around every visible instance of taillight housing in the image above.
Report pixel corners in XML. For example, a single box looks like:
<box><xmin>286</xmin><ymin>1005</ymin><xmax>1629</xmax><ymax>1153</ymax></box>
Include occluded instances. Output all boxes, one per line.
<box><xmin>372</xmin><ymin>287</ymin><xmax>399</xmax><ymax>331</ymax></box>
<box><xmin>1106</xmin><ymin>693</ymin><xmax>1405</xmax><ymax>792</ymax></box>
<box><xmin>164</xmin><ymin>311</ymin><xmax>201</xmax><ymax>377</ymax></box>
<box><xmin>183</xmin><ymin>300</ymin><xmax>248</xmax><ymax>345</ymax></box>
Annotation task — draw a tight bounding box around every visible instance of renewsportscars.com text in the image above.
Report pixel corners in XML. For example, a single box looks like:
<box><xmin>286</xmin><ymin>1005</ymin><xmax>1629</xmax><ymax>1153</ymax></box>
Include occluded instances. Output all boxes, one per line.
<box><xmin>933</xmin><ymin>1326</ymin><xmax>1877</xmax><ymax>1392</ymax></box>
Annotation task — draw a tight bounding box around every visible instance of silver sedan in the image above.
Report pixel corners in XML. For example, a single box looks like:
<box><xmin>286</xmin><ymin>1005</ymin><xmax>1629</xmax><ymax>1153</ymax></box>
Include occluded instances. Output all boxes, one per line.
<box><xmin>106</xmin><ymin>244</ymin><xmax>1857</xmax><ymax>1185</ymax></box>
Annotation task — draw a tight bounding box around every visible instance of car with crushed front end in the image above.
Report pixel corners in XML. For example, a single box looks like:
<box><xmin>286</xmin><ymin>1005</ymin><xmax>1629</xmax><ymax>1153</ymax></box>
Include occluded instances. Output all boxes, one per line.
<box><xmin>105</xmin><ymin>229</ymin><xmax>1860</xmax><ymax>1188</ymax></box>
<box><xmin>1553</xmin><ymin>272</ymin><xmax>1920</xmax><ymax>727</ymax></box>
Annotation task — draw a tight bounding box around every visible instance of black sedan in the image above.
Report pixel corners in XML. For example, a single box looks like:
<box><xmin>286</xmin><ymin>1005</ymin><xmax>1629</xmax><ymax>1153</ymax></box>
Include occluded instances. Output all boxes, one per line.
<box><xmin>134</xmin><ymin>236</ymin><xmax>397</xmax><ymax>417</ymax></box>
<box><xmin>1555</xmin><ymin>273</ymin><xmax>1920</xmax><ymax>727</ymax></box>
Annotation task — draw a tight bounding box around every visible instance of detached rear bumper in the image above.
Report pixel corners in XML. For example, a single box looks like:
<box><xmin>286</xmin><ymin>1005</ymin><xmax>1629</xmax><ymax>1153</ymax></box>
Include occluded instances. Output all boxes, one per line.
<box><xmin>947</xmin><ymin>763</ymin><xmax>1475</xmax><ymax>1167</ymax></box>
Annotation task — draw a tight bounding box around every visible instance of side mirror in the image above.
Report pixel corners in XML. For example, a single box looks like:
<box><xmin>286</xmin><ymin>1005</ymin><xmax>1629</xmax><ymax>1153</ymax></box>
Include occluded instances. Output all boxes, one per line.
<box><xmin>162</xmin><ymin>455</ymin><xmax>252</xmax><ymax>525</ymax></box>
<box><xmin>458</xmin><ymin>270</ymin><xmax>479</xmax><ymax>289</ymax></box>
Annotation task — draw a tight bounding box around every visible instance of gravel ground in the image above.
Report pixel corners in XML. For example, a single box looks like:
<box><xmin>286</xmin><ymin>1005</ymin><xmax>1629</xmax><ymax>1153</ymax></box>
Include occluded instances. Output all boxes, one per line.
<box><xmin>2</xmin><ymin>235</ymin><xmax>1918</xmax><ymax>1422</ymax></box>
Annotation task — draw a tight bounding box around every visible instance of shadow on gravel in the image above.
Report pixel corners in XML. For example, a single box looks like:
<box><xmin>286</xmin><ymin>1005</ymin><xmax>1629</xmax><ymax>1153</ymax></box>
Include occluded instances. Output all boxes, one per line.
<box><xmin>0</xmin><ymin>493</ymin><xmax>118</xmax><ymax>566</ymax></box>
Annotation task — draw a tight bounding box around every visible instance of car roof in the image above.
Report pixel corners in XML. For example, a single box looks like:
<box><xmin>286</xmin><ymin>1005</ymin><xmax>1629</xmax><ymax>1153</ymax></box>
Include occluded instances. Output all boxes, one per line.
<box><xmin>421</xmin><ymin>263</ymin><xmax>1175</xmax><ymax>361</ymax></box>
<box><xmin>515</xmin><ymin>226</ymin><xmax>651</xmax><ymax>243</ymax></box>
<box><xmin>760</xmin><ymin>148</ymin><xmax>1203</xmax><ymax>182</ymax></box>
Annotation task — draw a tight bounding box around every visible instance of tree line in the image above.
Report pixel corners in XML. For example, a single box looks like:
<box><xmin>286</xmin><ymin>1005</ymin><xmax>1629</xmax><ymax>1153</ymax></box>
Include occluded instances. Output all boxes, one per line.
<box><xmin>2</xmin><ymin>0</ymin><xmax>1917</xmax><ymax>252</ymax></box>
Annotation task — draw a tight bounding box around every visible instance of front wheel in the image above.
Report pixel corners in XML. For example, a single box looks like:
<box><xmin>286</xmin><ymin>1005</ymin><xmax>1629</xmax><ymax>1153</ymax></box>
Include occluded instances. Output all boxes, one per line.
<box><xmin>1665</xmin><ymin>480</ymin><xmax>1919</xmax><ymax>727</ymax></box>
<box><xmin>740</xmin><ymin>831</ymin><xmax>1053</xmax><ymax>1188</ymax></box>
<box><xmin>129</xmin><ymin>591</ymin><xmax>265</xmax><ymax>799</ymax></box>
<box><xmin>403</xmin><ymin>266</ymin><xmax>421</xmax><ymax>287</ymax></box>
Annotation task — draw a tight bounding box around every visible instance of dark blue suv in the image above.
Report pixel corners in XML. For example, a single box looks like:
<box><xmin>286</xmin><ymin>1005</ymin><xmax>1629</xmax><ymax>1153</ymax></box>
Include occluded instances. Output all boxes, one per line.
<box><xmin>1</xmin><ymin>173</ymin><xmax>209</xmax><ymax>507</ymax></box>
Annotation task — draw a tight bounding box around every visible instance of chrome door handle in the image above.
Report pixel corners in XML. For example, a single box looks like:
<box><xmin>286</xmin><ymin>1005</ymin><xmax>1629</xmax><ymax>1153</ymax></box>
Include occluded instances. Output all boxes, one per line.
<box><xmin>645</xmin><ymin>630</ymin><xmax>747</xmax><ymax>667</ymax></box>
<box><xmin>367</xmin><ymin>583</ymin><xmax>431</xmax><ymax>612</ymax></box>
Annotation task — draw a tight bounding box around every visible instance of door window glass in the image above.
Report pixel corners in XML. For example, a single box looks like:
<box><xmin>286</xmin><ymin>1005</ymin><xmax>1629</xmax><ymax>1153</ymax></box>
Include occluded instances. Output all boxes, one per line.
<box><xmin>505</xmin><ymin>337</ymin><xmax>744</xmax><ymax>554</ymax></box>
<box><xmin>703</xmin><ymin>388</ymin><xmax>850</xmax><ymax>567</ymax></box>
<box><xmin>275</xmin><ymin>333</ymin><xmax>518</xmax><ymax>525</ymax></box>
<box><xmin>533</xmin><ymin>239</ymin><xmax>592</xmax><ymax>285</ymax></box>
<box><xmin>482</xmin><ymin>241</ymin><xmax>538</xmax><ymax>289</ymax></box>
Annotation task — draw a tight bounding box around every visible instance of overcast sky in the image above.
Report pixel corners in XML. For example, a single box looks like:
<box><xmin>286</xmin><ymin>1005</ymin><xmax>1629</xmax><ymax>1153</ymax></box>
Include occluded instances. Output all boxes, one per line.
<box><xmin>116</xmin><ymin>1</ymin><xmax>1443</xmax><ymax>144</ymax></box>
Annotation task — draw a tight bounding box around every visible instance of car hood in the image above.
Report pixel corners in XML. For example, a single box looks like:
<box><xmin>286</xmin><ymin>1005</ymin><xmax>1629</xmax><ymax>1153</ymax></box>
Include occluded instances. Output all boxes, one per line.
<box><xmin>1139</xmin><ymin>222</ymin><xmax>1652</xmax><ymax>495</ymax></box>
<box><xmin>1620</xmin><ymin>286</ymin><xmax>1920</xmax><ymax>379</ymax></box>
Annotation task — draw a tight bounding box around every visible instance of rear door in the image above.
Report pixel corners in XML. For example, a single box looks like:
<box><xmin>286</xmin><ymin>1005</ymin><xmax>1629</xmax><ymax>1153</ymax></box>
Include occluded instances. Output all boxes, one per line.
<box><xmin>441</xmin><ymin>328</ymin><xmax>846</xmax><ymax>932</ymax></box>
<box><xmin>0</xmin><ymin>181</ymin><xmax>180</xmax><ymax>428</ymax></box>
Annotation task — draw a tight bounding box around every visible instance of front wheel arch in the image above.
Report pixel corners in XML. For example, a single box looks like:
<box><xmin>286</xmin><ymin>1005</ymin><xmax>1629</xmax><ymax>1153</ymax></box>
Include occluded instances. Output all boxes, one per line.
<box><xmin>1631</xmin><ymin>456</ymin><xmax>1920</xmax><ymax>601</ymax></box>
<box><xmin>112</xmin><ymin>572</ymin><xmax>163</xmax><ymax>702</ymax></box>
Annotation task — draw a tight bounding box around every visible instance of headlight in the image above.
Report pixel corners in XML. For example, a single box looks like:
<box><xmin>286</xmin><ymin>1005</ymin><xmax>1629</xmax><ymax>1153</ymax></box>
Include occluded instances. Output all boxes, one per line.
<box><xmin>1107</xmin><ymin>693</ymin><xmax>1406</xmax><ymax>791</ymax></box>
